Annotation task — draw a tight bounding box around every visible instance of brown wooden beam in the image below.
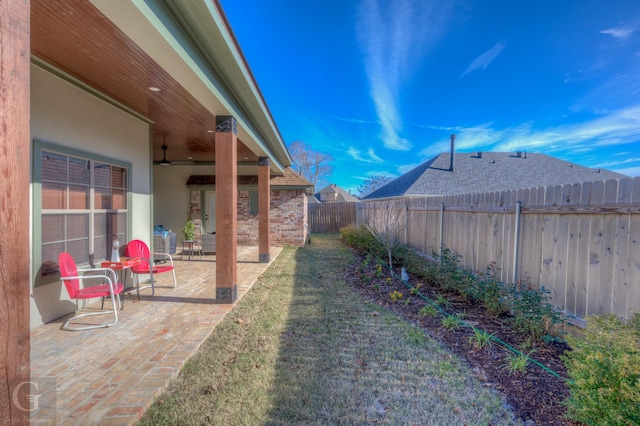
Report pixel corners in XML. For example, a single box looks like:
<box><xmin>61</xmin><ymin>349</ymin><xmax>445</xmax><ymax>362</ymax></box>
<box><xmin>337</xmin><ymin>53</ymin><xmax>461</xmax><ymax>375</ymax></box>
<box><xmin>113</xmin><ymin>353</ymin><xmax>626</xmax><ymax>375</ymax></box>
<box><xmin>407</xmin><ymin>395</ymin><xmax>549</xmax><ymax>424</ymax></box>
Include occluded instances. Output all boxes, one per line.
<box><xmin>0</xmin><ymin>0</ymin><xmax>31</xmax><ymax>423</ymax></box>
<box><xmin>214</xmin><ymin>116</ymin><xmax>237</xmax><ymax>303</ymax></box>
<box><xmin>258</xmin><ymin>157</ymin><xmax>271</xmax><ymax>262</ymax></box>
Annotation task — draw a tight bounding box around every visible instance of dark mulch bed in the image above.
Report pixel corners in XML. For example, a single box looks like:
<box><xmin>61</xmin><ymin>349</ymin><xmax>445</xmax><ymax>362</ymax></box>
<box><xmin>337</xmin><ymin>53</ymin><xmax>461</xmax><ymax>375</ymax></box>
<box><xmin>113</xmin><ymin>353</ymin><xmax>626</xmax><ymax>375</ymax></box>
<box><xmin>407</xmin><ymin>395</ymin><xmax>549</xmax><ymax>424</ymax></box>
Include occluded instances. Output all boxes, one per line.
<box><xmin>343</xmin><ymin>247</ymin><xmax>575</xmax><ymax>426</ymax></box>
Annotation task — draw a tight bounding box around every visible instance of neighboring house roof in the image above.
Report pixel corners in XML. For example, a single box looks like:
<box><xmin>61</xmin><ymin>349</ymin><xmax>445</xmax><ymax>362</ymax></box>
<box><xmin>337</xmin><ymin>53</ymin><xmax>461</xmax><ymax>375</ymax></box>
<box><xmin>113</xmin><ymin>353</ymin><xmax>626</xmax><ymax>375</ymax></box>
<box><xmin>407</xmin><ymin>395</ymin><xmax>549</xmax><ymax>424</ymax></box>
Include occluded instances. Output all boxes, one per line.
<box><xmin>308</xmin><ymin>194</ymin><xmax>321</xmax><ymax>204</ymax></box>
<box><xmin>315</xmin><ymin>183</ymin><xmax>360</xmax><ymax>203</ymax></box>
<box><xmin>186</xmin><ymin>167</ymin><xmax>313</xmax><ymax>190</ymax></box>
<box><xmin>363</xmin><ymin>152</ymin><xmax>628</xmax><ymax>200</ymax></box>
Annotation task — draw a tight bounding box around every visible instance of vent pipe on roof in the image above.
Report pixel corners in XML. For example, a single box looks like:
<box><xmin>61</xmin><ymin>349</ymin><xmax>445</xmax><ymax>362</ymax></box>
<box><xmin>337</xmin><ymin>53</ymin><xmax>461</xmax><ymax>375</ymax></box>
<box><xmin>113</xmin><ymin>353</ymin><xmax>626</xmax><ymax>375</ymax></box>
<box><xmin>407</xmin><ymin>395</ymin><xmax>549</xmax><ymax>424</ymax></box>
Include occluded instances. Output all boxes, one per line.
<box><xmin>449</xmin><ymin>134</ymin><xmax>456</xmax><ymax>171</ymax></box>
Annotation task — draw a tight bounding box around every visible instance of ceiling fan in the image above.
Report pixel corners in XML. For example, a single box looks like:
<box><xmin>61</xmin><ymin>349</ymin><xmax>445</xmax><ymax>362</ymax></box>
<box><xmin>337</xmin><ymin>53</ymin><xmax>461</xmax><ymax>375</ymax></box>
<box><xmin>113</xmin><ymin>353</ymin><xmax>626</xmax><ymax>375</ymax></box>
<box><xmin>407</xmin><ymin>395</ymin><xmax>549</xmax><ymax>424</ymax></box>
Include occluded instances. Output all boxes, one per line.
<box><xmin>154</xmin><ymin>135</ymin><xmax>213</xmax><ymax>166</ymax></box>
<box><xmin>158</xmin><ymin>143</ymin><xmax>171</xmax><ymax>166</ymax></box>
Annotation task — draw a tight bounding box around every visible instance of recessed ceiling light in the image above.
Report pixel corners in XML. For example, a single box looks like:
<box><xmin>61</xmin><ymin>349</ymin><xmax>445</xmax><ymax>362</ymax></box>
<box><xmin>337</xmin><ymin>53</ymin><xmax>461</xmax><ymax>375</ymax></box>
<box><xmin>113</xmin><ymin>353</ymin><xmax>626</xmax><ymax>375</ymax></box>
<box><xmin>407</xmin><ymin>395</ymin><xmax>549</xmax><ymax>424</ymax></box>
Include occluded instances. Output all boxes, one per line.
<box><xmin>206</xmin><ymin>129</ymin><xmax>214</xmax><ymax>133</ymax></box>
<box><xmin>188</xmin><ymin>156</ymin><xmax>193</xmax><ymax>160</ymax></box>
<box><xmin>149</xmin><ymin>86</ymin><xmax>161</xmax><ymax>92</ymax></box>
<box><xmin>244</xmin><ymin>157</ymin><xmax>249</xmax><ymax>160</ymax></box>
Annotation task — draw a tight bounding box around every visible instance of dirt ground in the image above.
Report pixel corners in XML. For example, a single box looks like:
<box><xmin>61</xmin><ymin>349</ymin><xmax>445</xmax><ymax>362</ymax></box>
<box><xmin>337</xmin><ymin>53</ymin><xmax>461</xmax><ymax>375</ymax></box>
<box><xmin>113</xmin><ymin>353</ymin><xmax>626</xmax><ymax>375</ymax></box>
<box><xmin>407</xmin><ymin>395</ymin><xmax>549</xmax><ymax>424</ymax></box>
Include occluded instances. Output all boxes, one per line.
<box><xmin>343</xmin><ymin>247</ymin><xmax>575</xmax><ymax>426</ymax></box>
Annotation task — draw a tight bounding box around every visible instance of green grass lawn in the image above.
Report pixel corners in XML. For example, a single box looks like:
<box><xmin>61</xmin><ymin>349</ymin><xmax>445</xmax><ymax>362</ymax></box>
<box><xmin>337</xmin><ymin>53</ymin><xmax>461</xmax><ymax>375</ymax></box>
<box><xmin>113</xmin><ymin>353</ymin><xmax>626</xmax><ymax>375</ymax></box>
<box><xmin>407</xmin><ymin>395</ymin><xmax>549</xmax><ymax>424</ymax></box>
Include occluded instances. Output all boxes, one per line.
<box><xmin>138</xmin><ymin>233</ymin><xmax>520</xmax><ymax>425</ymax></box>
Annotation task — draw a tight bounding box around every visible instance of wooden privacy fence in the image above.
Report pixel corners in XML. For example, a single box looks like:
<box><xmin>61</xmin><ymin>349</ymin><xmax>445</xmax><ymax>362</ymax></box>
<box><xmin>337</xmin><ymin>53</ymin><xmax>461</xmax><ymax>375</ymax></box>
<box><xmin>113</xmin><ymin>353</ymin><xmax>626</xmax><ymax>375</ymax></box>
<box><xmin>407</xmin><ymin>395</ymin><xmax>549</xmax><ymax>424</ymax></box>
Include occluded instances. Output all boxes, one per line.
<box><xmin>308</xmin><ymin>202</ymin><xmax>359</xmax><ymax>233</ymax></box>
<box><xmin>358</xmin><ymin>177</ymin><xmax>640</xmax><ymax>322</ymax></box>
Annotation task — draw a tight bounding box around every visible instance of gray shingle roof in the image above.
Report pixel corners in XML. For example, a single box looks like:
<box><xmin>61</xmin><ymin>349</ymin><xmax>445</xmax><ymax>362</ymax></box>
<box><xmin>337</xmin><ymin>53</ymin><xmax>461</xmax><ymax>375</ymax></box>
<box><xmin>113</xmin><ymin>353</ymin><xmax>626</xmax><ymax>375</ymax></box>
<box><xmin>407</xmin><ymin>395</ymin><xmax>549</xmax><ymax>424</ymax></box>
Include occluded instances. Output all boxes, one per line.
<box><xmin>363</xmin><ymin>152</ymin><xmax>628</xmax><ymax>200</ymax></box>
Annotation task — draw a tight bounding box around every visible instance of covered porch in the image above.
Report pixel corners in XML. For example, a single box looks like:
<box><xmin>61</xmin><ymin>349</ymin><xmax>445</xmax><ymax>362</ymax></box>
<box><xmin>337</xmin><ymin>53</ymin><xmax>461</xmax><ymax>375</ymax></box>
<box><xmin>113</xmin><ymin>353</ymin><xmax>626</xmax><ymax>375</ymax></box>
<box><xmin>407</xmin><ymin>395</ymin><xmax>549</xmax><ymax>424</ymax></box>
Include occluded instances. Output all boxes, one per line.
<box><xmin>1</xmin><ymin>0</ymin><xmax>296</xmax><ymax>418</ymax></box>
<box><xmin>30</xmin><ymin>246</ymin><xmax>282</xmax><ymax>425</ymax></box>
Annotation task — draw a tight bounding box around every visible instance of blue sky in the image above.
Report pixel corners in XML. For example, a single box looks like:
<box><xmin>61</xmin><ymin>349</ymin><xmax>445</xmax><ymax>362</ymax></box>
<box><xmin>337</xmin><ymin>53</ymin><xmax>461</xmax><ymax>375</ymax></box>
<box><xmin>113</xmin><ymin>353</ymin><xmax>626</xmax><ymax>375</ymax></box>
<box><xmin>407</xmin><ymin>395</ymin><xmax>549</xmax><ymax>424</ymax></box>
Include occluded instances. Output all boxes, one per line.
<box><xmin>220</xmin><ymin>0</ymin><xmax>640</xmax><ymax>193</ymax></box>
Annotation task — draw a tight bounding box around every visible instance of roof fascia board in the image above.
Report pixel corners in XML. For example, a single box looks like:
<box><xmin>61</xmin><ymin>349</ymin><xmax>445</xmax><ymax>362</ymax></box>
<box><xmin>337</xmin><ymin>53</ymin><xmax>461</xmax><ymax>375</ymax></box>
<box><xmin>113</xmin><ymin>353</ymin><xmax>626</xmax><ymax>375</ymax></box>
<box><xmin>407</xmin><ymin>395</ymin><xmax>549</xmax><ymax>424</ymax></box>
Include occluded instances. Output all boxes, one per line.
<box><xmin>149</xmin><ymin>0</ymin><xmax>291</xmax><ymax>171</ymax></box>
<box><xmin>184</xmin><ymin>0</ymin><xmax>291</xmax><ymax>165</ymax></box>
<box><xmin>141</xmin><ymin>0</ymin><xmax>288</xmax><ymax>172</ymax></box>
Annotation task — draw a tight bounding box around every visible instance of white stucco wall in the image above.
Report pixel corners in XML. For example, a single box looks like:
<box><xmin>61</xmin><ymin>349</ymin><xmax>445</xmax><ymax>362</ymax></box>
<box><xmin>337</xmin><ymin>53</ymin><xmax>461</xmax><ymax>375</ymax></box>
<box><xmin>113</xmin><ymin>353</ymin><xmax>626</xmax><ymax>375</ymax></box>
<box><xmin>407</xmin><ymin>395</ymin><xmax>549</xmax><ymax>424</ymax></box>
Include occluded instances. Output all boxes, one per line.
<box><xmin>30</xmin><ymin>64</ymin><xmax>152</xmax><ymax>327</ymax></box>
<box><xmin>153</xmin><ymin>164</ymin><xmax>218</xmax><ymax>238</ymax></box>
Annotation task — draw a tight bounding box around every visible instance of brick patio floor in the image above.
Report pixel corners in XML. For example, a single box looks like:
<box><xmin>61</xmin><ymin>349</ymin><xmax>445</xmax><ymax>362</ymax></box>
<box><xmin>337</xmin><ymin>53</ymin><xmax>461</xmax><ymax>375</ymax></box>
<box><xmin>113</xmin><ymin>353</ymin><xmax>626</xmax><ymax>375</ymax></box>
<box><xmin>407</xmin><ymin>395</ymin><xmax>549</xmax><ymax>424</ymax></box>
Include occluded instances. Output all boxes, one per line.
<box><xmin>29</xmin><ymin>246</ymin><xmax>282</xmax><ymax>425</ymax></box>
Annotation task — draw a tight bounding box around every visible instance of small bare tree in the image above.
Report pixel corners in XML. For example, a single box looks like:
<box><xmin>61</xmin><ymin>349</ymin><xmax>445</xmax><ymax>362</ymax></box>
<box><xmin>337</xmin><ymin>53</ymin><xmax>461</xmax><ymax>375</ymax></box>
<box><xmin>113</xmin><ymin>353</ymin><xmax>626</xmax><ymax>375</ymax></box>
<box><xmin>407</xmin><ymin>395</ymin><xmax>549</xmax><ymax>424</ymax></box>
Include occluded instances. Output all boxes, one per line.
<box><xmin>357</xmin><ymin>174</ymin><xmax>394</xmax><ymax>198</ymax></box>
<box><xmin>288</xmin><ymin>140</ymin><xmax>333</xmax><ymax>189</ymax></box>
<box><xmin>364</xmin><ymin>201</ymin><xmax>405</xmax><ymax>275</ymax></box>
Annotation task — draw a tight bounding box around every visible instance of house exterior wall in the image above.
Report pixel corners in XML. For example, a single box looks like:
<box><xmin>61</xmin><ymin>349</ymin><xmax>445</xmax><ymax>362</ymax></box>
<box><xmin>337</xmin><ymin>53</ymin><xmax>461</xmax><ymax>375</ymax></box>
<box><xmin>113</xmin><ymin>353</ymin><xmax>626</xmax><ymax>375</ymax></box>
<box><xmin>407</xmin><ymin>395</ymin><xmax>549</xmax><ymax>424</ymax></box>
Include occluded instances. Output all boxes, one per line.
<box><xmin>153</xmin><ymin>165</ymin><xmax>208</xmax><ymax>240</ymax></box>
<box><xmin>238</xmin><ymin>189</ymin><xmax>309</xmax><ymax>247</ymax></box>
<box><xmin>319</xmin><ymin>189</ymin><xmax>337</xmax><ymax>202</ymax></box>
<box><xmin>30</xmin><ymin>64</ymin><xmax>152</xmax><ymax>327</ymax></box>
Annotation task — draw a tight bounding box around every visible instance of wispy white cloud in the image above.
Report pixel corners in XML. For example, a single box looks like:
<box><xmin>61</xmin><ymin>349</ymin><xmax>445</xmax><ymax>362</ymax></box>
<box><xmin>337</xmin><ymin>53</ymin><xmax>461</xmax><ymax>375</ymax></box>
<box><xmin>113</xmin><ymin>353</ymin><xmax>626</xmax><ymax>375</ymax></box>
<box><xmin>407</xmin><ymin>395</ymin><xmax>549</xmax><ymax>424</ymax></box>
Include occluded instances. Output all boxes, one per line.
<box><xmin>611</xmin><ymin>165</ymin><xmax>640</xmax><ymax>177</ymax></box>
<box><xmin>461</xmin><ymin>41</ymin><xmax>506</xmax><ymax>76</ymax></box>
<box><xmin>601</xmin><ymin>26</ymin><xmax>634</xmax><ymax>40</ymax></box>
<box><xmin>572</xmin><ymin>61</ymin><xmax>640</xmax><ymax>113</ymax></box>
<box><xmin>346</xmin><ymin>146</ymin><xmax>385</xmax><ymax>164</ymax></box>
<box><xmin>411</xmin><ymin>105</ymin><xmax>640</xmax><ymax>176</ymax></box>
<box><xmin>356</xmin><ymin>0</ymin><xmax>454</xmax><ymax>151</ymax></box>
<box><xmin>447</xmin><ymin>107</ymin><xmax>640</xmax><ymax>154</ymax></box>
<box><xmin>481</xmin><ymin>107</ymin><xmax>640</xmax><ymax>154</ymax></box>
<box><xmin>593</xmin><ymin>157</ymin><xmax>640</xmax><ymax>168</ymax></box>
<box><xmin>366</xmin><ymin>147</ymin><xmax>384</xmax><ymax>163</ymax></box>
<box><xmin>365</xmin><ymin>170</ymin><xmax>398</xmax><ymax>178</ymax></box>
<box><xmin>334</xmin><ymin>116</ymin><xmax>378</xmax><ymax>125</ymax></box>
<box><xmin>417</xmin><ymin>123</ymin><xmax>505</xmax><ymax>158</ymax></box>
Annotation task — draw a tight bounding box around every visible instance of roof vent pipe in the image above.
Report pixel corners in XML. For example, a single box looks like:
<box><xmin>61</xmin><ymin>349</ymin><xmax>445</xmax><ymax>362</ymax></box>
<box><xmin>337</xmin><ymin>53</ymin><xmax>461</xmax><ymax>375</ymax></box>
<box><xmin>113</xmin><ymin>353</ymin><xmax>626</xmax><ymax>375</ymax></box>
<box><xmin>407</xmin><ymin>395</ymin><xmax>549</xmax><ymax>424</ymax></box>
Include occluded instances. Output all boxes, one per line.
<box><xmin>449</xmin><ymin>134</ymin><xmax>456</xmax><ymax>171</ymax></box>
<box><xmin>516</xmin><ymin>151</ymin><xmax>522</xmax><ymax>158</ymax></box>
<box><xmin>478</xmin><ymin>152</ymin><xmax>483</xmax><ymax>158</ymax></box>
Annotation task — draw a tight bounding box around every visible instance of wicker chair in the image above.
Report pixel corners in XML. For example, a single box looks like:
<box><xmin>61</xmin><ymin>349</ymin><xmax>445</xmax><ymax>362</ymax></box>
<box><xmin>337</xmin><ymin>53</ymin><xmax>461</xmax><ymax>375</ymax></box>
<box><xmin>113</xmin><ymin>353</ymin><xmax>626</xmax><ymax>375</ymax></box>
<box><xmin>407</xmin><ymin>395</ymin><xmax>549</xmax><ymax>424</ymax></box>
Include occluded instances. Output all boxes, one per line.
<box><xmin>201</xmin><ymin>233</ymin><xmax>216</xmax><ymax>254</ymax></box>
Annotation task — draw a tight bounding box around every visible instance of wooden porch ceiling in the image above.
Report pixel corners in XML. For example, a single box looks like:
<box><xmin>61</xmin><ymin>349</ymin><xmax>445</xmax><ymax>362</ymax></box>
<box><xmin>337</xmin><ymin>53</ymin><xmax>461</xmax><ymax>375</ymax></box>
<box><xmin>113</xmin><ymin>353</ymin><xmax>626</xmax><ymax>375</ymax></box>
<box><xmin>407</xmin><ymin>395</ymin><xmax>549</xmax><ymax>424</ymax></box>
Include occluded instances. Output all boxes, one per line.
<box><xmin>31</xmin><ymin>0</ymin><xmax>259</xmax><ymax>164</ymax></box>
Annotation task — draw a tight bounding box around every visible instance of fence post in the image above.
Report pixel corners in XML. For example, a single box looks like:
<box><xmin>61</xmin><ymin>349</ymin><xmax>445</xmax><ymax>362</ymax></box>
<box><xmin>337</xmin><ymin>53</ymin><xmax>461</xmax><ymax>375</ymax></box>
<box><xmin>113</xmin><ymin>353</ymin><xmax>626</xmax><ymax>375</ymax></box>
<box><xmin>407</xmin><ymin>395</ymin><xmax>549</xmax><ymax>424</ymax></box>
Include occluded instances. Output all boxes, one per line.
<box><xmin>404</xmin><ymin>199</ymin><xmax>408</xmax><ymax>245</ymax></box>
<box><xmin>439</xmin><ymin>202</ymin><xmax>445</xmax><ymax>258</ymax></box>
<box><xmin>512</xmin><ymin>200</ymin><xmax>522</xmax><ymax>286</ymax></box>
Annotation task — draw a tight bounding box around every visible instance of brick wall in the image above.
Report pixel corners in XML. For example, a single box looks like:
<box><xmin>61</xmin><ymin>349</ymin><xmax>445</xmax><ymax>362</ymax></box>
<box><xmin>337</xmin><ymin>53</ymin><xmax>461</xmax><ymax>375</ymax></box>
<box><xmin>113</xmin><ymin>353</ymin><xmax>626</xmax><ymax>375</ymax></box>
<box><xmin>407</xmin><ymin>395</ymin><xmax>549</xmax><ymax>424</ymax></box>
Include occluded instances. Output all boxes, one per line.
<box><xmin>190</xmin><ymin>190</ymin><xmax>203</xmax><ymax>238</ymax></box>
<box><xmin>237</xmin><ymin>189</ymin><xmax>308</xmax><ymax>247</ymax></box>
<box><xmin>189</xmin><ymin>189</ymin><xmax>308</xmax><ymax>247</ymax></box>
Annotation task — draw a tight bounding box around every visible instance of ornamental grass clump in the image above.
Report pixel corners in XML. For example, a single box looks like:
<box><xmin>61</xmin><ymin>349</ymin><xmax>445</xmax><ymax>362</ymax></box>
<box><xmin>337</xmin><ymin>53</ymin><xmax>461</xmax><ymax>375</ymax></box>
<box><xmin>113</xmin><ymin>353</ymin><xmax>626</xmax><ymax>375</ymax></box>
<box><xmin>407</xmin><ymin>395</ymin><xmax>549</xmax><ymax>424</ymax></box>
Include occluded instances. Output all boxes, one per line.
<box><xmin>469</xmin><ymin>328</ymin><xmax>495</xmax><ymax>350</ymax></box>
<box><xmin>502</xmin><ymin>349</ymin><xmax>534</xmax><ymax>375</ymax></box>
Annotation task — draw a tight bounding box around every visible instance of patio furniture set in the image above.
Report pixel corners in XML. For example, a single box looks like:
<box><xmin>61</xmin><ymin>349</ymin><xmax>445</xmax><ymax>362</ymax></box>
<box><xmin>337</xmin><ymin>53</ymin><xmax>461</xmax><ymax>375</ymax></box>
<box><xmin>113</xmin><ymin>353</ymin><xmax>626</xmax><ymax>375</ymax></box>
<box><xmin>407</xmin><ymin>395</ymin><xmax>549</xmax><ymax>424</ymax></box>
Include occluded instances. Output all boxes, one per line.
<box><xmin>58</xmin><ymin>239</ymin><xmax>177</xmax><ymax>331</ymax></box>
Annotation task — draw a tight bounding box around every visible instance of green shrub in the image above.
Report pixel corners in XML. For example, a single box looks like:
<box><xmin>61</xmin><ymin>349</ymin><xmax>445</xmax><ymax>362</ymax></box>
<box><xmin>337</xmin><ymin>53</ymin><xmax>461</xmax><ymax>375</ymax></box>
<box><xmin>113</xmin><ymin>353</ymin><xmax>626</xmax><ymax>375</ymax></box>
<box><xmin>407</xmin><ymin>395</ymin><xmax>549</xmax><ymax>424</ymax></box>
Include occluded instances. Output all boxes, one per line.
<box><xmin>509</xmin><ymin>286</ymin><xmax>564</xmax><ymax>341</ymax></box>
<box><xmin>475</xmin><ymin>274</ymin><xmax>510</xmax><ymax>316</ymax></box>
<box><xmin>434</xmin><ymin>248</ymin><xmax>463</xmax><ymax>289</ymax></box>
<box><xmin>391</xmin><ymin>245</ymin><xmax>429</xmax><ymax>278</ymax></box>
<box><xmin>340</xmin><ymin>225</ymin><xmax>385</xmax><ymax>257</ymax></box>
<box><xmin>562</xmin><ymin>314</ymin><xmax>640</xmax><ymax>425</ymax></box>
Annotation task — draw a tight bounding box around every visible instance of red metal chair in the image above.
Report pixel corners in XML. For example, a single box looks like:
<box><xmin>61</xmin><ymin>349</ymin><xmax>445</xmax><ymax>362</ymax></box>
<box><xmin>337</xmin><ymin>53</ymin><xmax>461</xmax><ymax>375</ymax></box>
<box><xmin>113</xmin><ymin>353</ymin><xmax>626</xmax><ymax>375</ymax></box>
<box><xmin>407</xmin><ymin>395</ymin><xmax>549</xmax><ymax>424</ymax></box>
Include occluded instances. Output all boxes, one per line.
<box><xmin>58</xmin><ymin>252</ymin><xmax>125</xmax><ymax>331</ymax></box>
<box><xmin>126</xmin><ymin>239</ymin><xmax>177</xmax><ymax>298</ymax></box>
